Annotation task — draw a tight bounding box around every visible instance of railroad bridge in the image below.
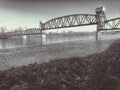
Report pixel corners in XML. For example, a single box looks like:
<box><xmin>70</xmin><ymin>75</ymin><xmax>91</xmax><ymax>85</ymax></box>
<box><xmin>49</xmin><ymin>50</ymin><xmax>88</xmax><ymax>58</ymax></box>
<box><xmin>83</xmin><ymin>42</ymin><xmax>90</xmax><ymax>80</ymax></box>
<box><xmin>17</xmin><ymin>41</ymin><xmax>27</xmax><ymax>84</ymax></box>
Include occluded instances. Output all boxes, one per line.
<box><xmin>2</xmin><ymin>7</ymin><xmax>120</xmax><ymax>40</ymax></box>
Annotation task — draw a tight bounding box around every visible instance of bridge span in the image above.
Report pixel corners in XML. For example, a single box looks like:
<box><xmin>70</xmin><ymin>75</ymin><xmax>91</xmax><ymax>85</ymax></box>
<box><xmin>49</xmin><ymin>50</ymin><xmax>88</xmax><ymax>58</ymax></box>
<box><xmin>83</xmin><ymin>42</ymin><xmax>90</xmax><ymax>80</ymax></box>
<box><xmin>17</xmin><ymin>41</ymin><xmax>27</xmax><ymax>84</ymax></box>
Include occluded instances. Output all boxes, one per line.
<box><xmin>1</xmin><ymin>7</ymin><xmax>120</xmax><ymax>40</ymax></box>
<box><xmin>40</xmin><ymin>14</ymin><xmax>96</xmax><ymax>30</ymax></box>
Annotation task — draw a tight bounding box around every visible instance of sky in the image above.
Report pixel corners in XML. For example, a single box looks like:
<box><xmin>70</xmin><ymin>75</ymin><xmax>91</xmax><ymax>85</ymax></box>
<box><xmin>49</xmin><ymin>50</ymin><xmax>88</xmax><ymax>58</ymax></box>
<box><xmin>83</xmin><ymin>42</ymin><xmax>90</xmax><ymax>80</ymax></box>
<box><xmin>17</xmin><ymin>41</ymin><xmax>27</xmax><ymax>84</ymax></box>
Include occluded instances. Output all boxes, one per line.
<box><xmin>0</xmin><ymin>0</ymin><xmax>120</xmax><ymax>31</ymax></box>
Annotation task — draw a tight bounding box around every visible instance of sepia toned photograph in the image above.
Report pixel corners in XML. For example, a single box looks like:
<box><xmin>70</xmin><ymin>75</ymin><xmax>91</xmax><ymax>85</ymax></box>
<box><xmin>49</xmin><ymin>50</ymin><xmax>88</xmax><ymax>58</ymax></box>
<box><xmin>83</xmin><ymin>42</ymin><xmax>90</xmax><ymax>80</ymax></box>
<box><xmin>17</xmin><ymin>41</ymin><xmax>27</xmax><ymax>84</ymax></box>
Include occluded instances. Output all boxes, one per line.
<box><xmin>0</xmin><ymin>0</ymin><xmax>120</xmax><ymax>90</ymax></box>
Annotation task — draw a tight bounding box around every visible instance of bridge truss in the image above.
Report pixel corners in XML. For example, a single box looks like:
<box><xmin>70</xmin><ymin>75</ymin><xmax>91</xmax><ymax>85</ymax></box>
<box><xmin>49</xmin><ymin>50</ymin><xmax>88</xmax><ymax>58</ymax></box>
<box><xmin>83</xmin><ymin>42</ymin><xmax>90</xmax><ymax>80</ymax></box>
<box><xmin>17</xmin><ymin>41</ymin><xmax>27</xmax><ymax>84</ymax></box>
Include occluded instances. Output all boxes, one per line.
<box><xmin>40</xmin><ymin>14</ymin><xmax>96</xmax><ymax>30</ymax></box>
<box><xmin>8</xmin><ymin>28</ymin><xmax>41</xmax><ymax>36</ymax></box>
<box><xmin>3</xmin><ymin>7</ymin><xmax>120</xmax><ymax>40</ymax></box>
<box><xmin>101</xmin><ymin>17</ymin><xmax>120</xmax><ymax>31</ymax></box>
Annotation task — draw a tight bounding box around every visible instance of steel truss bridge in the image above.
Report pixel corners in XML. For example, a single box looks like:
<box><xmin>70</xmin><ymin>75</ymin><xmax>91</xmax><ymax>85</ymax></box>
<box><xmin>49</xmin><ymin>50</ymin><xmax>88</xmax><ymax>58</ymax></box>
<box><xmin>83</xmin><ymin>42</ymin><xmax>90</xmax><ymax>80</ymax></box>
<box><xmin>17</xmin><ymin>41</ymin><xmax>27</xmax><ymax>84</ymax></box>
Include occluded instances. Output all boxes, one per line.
<box><xmin>103</xmin><ymin>17</ymin><xmax>120</xmax><ymax>30</ymax></box>
<box><xmin>2</xmin><ymin>7</ymin><xmax>120</xmax><ymax>39</ymax></box>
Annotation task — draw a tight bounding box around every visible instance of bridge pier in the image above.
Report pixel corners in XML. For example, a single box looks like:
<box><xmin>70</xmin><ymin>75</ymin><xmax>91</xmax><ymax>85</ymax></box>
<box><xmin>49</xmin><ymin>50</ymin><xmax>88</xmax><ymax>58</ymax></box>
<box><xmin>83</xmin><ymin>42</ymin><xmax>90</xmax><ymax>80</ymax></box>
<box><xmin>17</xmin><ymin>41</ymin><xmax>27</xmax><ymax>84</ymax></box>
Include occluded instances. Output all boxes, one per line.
<box><xmin>96</xmin><ymin>31</ymin><xmax>101</xmax><ymax>40</ymax></box>
<box><xmin>40</xmin><ymin>21</ymin><xmax>46</xmax><ymax>45</ymax></box>
<box><xmin>40</xmin><ymin>34</ymin><xmax>47</xmax><ymax>45</ymax></box>
<box><xmin>23</xmin><ymin>35</ymin><xmax>27</xmax><ymax>45</ymax></box>
<box><xmin>95</xmin><ymin>7</ymin><xmax>106</xmax><ymax>40</ymax></box>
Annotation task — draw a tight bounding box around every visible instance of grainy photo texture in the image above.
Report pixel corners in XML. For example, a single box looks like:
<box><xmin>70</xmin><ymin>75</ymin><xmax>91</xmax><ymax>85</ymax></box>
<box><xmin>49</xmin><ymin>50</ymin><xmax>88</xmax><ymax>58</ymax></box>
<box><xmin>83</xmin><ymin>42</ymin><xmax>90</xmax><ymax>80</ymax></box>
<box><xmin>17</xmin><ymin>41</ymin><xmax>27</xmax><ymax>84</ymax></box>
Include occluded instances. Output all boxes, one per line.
<box><xmin>0</xmin><ymin>0</ymin><xmax>120</xmax><ymax>90</ymax></box>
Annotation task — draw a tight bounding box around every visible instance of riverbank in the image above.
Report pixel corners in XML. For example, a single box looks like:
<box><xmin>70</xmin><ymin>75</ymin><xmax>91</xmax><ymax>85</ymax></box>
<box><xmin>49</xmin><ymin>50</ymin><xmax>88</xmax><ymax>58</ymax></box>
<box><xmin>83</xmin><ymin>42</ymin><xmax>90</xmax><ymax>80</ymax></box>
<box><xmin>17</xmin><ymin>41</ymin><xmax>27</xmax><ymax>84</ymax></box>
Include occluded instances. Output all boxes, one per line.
<box><xmin>0</xmin><ymin>39</ymin><xmax>116</xmax><ymax>70</ymax></box>
<box><xmin>0</xmin><ymin>39</ymin><xmax>120</xmax><ymax>90</ymax></box>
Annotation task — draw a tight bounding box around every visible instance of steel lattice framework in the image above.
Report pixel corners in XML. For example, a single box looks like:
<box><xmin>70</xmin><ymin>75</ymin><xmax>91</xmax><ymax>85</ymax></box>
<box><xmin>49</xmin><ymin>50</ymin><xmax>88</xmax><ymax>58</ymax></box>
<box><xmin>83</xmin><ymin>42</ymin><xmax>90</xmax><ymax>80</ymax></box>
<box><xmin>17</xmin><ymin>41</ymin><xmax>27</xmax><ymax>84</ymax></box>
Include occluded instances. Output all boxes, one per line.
<box><xmin>11</xmin><ymin>28</ymin><xmax>41</xmax><ymax>36</ymax></box>
<box><xmin>3</xmin><ymin>7</ymin><xmax>120</xmax><ymax>37</ymax></box>
<box><xmin>40</xmin><ymin>14</ymin><xmax>96</xmax><ymax>30</ymax></box>
<box><xmin>7</xmin><ymin>14</ymin><xmax>97</xmax><ymax>36</ymax></box>
<box><xmin>6</xmin><ymin>15</ymin><xmax>120</xmax><ymax>37</ymax></box>
<box><xmin>102</xmin><ymin>17</ymin><xmax>120</xmax><ymax>30</ymax></box>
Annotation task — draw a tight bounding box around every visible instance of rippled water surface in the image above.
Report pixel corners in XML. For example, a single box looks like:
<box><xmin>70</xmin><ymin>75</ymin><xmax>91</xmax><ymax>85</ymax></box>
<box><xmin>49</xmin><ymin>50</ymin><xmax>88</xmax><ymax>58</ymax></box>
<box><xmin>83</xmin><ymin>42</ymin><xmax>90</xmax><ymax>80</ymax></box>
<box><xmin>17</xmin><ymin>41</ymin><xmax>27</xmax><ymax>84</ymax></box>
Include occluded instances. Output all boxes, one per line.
<box><xmin>0</xmin><ymin>33</ymin><xmax>120</xmax><ymax>49</ymax></box>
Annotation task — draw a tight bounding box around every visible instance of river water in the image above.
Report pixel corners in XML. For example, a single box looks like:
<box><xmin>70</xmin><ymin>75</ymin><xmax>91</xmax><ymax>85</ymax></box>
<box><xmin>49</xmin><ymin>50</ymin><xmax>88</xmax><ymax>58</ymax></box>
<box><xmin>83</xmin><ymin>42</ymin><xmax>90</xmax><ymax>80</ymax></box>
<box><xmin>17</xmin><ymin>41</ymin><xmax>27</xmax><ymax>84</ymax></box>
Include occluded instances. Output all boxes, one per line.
<box><xmin>0</xmin><ymin>33</ymin><xmax>120</xmax><ymax>49</ymax></box>
<box><xmin>0</xmin><ymin>33</ymin><xmax>120</xmax><ymax>70</ymax></box>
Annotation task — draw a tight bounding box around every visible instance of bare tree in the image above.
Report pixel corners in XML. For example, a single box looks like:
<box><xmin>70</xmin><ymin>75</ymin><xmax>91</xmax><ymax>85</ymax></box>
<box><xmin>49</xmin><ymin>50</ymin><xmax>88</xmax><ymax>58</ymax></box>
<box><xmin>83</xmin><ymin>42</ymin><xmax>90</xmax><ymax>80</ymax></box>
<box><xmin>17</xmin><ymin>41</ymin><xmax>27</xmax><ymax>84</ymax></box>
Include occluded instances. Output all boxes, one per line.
<box><xmin>0</xmin><ymin>27</ymin><xmax>7</xmax><ymax>34</ymax></box>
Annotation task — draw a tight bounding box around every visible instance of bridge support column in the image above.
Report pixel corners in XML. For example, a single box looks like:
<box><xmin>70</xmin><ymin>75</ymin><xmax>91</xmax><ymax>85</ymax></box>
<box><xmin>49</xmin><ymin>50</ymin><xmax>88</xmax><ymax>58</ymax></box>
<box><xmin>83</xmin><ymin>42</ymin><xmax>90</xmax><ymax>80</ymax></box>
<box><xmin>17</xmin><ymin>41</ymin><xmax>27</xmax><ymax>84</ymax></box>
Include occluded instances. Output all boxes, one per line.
<box><xmin>39</xmin><ymin>21</ymin><xmax>45</xmax><ymax>45</ymax></box>
<box><xmin>95</xmin><ymin>7</ymin><xmax>106</xmax><ymax>40</ymax></box>
<box><xmin>40</xmin><ymin>29</ymin><xmax>43</xmax><ymax>45</ymax></box>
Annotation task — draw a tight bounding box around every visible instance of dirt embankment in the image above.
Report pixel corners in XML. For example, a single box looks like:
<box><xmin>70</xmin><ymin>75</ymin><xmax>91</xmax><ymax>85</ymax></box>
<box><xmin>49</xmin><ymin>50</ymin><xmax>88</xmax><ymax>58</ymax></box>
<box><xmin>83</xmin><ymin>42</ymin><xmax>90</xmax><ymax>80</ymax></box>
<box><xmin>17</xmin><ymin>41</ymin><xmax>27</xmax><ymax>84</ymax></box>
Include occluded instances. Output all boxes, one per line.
<box><xmin>0</xmin><ymin>39</ymin><xmax>120</xmax><ymax>90</ymax></box>
<box><xmin>88</xmin><ymin>39</ymin><xmax>120</xmax><ymax>90</ymax></box>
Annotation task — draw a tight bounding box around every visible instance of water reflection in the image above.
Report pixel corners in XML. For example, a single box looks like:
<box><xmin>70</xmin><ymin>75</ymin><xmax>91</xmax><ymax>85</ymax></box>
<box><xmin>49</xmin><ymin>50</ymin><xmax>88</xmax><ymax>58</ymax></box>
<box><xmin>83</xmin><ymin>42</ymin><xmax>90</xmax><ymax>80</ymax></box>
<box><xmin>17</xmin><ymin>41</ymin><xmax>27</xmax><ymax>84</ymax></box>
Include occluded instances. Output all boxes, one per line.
<box><xmin>0</xmin><ymin>34</ymin><xmax>120</xmax><ymax>49</ymax></box>
<box><xmin>95</xmin><ymin>40</ymin><xmax>102</xmax><ymax>53</ymax></box>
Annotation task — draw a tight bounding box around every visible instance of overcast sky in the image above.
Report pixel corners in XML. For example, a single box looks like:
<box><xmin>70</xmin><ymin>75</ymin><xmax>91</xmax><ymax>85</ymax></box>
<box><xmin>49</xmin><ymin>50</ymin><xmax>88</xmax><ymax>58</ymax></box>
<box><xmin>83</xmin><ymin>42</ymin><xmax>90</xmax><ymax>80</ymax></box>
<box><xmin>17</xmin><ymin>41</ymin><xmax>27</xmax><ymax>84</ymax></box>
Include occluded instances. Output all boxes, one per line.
<box><xmin>0</xmin><ymin>0</ymin><xmax>120</xmax><ymax>31</ymax></box>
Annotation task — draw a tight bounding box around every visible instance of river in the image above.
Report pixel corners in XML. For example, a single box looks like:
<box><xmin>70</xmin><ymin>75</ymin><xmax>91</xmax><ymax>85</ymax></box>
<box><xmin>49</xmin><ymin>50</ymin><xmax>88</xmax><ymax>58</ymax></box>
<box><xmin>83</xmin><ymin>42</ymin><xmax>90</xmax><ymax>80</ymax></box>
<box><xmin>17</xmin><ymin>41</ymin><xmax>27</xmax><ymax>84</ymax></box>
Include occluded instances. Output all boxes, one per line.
<box><xmin>0</xmin><ymin>33</ymin><xmax>120</xmax><ymax>70</ymax></box>
<box><xmin>0</xmin><ymin>33</ymin><xmax>120</xmax><ymax>49</ymax></box>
